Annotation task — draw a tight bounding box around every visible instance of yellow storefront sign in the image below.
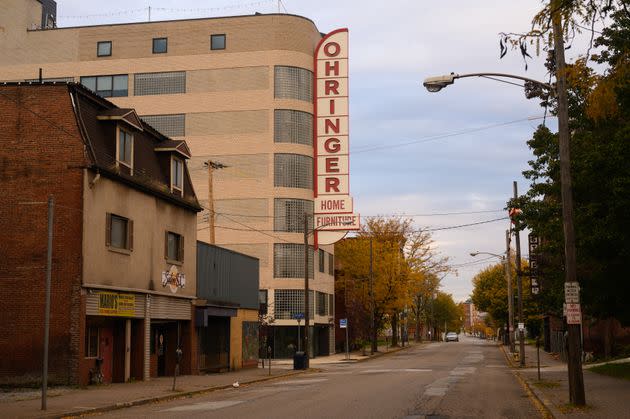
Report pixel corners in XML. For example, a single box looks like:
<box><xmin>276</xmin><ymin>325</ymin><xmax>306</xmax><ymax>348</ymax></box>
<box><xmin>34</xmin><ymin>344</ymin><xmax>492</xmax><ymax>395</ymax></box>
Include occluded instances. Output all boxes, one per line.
<box><xmin>98</xmin><ymin>292</ymin><xmax>135</xmax><ymax>317</ymax></box>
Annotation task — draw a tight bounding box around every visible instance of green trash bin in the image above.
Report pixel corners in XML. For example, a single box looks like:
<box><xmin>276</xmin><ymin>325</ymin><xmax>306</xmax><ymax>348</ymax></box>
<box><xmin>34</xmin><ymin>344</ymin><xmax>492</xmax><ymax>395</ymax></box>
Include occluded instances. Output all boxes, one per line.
<box><xmin>293</xmin><ymin>351</ymin><xmax>306</xmax><ymax>370</ymax></box>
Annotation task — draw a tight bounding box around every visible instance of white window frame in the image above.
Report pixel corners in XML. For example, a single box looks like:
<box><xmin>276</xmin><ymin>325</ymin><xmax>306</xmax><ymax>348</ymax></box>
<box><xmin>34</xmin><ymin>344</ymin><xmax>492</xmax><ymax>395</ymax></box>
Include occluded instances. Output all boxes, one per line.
<box><xmin>171</xmin><ymin>155</ymin><xmax>184</xmax><ymax>195</ymax></box>
<box><xmin>116</xmin><ymin>126</ymin><xmax>134</xmax><ymax>173</ymax></box>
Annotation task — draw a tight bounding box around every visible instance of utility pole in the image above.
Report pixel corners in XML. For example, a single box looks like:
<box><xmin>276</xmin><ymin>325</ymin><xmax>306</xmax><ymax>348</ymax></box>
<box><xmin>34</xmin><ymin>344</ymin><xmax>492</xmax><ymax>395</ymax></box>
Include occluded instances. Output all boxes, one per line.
<box><xmin>505</xmin><ymin>230</ymin><xmax>515</xmax><ymax>354</ymax></box>
<box><xmin>552</xmin><ymin>0</ymin><xmax>585</xmax><ymax>405</ymax></box>
<box><xmin>303</xmin><ymin>213</ymin><xmax>310</xmax><ymax>368</ymax></box>
<box><xmin>42</xmin><ymin>196</ymin><xmax>53</xmax><ymax>410</ymax></box>
<box><xmin>207</xmin><ymin>160</ymin><xmax>216</xmax><ymax>244</ymax></box>
<box><xmin>370</xmin><ymin>237</ymin><xmax>376</xmax><ymax>354</ymax></box>
<box><xmin>513</xmin><ymin>181</ymin><xmax>525</xmax><ymax>367</ymax></box>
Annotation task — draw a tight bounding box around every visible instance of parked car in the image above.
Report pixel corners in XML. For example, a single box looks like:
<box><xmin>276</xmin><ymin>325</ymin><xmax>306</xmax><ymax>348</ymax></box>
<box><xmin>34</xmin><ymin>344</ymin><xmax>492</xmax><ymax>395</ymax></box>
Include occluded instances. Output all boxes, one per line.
<box><xmin>445</xmin><ymin>332</ymin><xmax>459</xmax><ymax>342</ymax></box>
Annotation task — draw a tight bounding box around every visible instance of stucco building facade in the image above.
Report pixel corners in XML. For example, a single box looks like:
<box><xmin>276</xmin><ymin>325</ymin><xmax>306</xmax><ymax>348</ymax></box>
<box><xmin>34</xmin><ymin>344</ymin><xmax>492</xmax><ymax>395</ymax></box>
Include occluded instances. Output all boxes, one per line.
<box><xmin>0</xmin><ymin>0</ymin><xmax>336</xmax><ymax>358</ymax></box>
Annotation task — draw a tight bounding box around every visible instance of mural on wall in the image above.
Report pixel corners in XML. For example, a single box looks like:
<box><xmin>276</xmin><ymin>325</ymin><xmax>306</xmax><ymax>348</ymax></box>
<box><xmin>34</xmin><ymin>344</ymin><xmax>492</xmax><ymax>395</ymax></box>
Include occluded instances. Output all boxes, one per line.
<box><xmin>242</xmin><ymin>321</ymin><xmax>259</xmax><ymax>367</ymax></box>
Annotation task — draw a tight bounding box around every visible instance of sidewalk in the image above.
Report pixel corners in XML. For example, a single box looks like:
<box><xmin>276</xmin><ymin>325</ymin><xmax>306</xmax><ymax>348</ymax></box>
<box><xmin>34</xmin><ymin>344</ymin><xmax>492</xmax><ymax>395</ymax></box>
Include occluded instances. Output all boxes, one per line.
<box><xmin>0</xmin><ymin>343</ymin><xmax>414</xmax><ymax>419</ymax></box>
<box><xmin>501</xmin><ymin>343</ymin><xmax>630</xmax><ymax>418</ymax></box>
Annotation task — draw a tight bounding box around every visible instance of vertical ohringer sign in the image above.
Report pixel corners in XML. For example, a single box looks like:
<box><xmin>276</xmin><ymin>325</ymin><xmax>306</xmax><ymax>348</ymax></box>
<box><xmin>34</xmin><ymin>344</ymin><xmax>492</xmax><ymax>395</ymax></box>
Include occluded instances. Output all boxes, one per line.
<box><xmin>314</xmin><ymin>28</ymin><xmax>360</xmax><ymax>247</ymax></box>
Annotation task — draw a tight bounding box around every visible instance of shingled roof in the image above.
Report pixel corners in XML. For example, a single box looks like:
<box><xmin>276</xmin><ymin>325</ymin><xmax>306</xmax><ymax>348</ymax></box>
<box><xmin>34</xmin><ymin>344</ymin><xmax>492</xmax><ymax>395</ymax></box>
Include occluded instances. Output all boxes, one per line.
<box><xmin>68</xmin><ymin>83</ymin><xmax>202</xmax><ymax>212</ymax></box>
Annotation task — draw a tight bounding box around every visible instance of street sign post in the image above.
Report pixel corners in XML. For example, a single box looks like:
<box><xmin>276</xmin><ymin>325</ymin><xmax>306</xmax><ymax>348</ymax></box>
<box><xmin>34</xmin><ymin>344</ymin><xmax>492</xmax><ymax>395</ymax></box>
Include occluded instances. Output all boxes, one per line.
<box><xmin>340</xmin><ymin>318</ymin><xmax>349</xmax><ymax>360</ymax></box>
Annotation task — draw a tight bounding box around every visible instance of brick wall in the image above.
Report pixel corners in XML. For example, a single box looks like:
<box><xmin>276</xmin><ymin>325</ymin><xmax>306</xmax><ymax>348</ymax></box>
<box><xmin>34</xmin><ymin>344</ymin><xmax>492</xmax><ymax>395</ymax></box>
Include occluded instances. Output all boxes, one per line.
<box><xmin>0</xmin><ymin>84</ymin><xmax>86</xmax><ymax>385</ymax></box>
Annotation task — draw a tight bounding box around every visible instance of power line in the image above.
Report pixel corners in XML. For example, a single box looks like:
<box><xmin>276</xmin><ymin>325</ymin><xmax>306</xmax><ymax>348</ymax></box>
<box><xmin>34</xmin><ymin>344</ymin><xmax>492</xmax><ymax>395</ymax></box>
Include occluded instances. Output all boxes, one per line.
<box><xmin>425</xmin><ymin>217</ymin><xmax>508</xmax><ymax>232</ymax></box>
<box><xmin>352</xmin><ymin>116</ymin><xmax>545</xmax><ymax>154</ymax></box>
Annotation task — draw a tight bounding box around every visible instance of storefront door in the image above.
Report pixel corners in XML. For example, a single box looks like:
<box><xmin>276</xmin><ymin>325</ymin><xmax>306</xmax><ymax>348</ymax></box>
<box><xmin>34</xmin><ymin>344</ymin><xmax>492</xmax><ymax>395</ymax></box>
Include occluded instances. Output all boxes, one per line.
<box><xmin>99</xmin><ymin>327</ymin><xmax>114</xmax><ymax>383</ymax></box>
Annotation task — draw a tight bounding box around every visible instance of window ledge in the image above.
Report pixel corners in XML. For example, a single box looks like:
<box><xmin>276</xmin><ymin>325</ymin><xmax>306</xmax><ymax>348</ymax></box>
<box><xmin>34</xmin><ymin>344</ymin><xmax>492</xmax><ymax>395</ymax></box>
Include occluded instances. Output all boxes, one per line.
<box><xmin>165</xmin><ymin>259</ymin><xmax>183</xmax><ymax>266</ymax></box>
<box><xmin>108</xmin><ymin>246</ymin><xmax>132</xmax><ymax>255</ymax></box>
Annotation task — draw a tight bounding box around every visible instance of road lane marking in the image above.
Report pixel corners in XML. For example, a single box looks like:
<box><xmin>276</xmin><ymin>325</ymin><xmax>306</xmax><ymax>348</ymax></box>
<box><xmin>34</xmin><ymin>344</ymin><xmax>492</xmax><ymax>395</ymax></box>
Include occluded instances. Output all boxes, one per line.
<box><xmin>360</xmin><ymin>369</ymin><xmax>432</xmax><ymax>374</ymax></box>
<box><xmin>162</xmin><ymin>401</ymin><xmax>244</xmax><ymax>412</ymax></box>
<box><xmin>270</xmin><ymin>378</ymin><xmax>328</xmax><ymax>385</ymax></box>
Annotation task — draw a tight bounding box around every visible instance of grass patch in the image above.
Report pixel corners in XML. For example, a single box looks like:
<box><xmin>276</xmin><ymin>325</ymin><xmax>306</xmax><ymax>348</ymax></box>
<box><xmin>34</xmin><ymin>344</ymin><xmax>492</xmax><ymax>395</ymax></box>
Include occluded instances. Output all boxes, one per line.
<box><xmin>558</xmin><ymin>403</ymin><xmax>592</xmax><ymax>414</ymax></box>
<box><xmin>589</xmin><ymin>362</ymin><xmax>630</xmax><ymax>381</ymax></box>
<box><xmin>532</xmin><ymin>380</ymin><xmax>561</xmax><ymax>389</ymax></box>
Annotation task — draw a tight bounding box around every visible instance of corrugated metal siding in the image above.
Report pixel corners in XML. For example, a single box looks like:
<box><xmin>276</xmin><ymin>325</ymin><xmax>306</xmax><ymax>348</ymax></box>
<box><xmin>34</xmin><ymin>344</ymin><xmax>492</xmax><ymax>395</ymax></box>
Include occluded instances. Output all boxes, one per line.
<box><xmin>85</xmin><ymin>291</ymin><xmax>144</xmax><ymax>318</ymax></box>
<box><xmin>197</xmin><ymin>242</ymin><xmax>260</xmax><ymax>309</ymax></box>
<box><xmin>149</xmin><ymin>295</ymin><xmax>192</xmax><ymax>320</ymax></box>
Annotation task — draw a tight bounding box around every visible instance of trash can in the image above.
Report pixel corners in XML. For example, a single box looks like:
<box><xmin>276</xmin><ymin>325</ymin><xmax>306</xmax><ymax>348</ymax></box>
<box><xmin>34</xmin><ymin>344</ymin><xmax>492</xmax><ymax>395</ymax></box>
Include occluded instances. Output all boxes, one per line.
<box><xmin>293</xmin><ymin>351</ymin><xmax>307</xmax><ymax>370</ymax></box>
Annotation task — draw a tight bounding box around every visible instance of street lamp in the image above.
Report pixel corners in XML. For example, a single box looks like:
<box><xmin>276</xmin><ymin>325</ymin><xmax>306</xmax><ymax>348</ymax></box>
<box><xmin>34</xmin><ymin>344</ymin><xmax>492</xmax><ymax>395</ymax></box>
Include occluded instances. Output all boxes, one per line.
<box><xmin>302</xmin><ymin>214</ymin><xmax>352</xmax><ymax>369</ymax></box>
<box><xmin>470</xmin><ymin>245</ymin><xmax>515</xmax><ymax>353</ymax></box>
<box><xmin>424</xmin><ymin>13</ymin><xmax>586</xmax><ymax>402</ymax></box>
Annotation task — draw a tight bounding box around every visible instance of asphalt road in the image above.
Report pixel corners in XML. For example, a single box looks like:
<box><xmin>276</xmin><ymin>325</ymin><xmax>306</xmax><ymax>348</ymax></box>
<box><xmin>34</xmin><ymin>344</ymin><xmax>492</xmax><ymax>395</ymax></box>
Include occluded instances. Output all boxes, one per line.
<box><xmin>101</xmin><ymin>336</ymin><xmax>540</xmax><ymax>419</ymax></box>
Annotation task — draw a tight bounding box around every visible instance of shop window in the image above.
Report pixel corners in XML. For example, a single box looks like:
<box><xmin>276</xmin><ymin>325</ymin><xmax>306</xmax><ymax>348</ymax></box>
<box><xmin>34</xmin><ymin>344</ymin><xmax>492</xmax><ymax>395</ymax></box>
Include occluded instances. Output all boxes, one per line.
<box><xmin>106</xmin><ymin>213</ymin><xmax>133</xmax><ymax>251</ymax></box>
<box><xmin>85</xmin><ymin>327</ymin><xmax>99</xmax><ymax>358</ymax></box>
<box><xmin>211</xmin><ymin>34</ymin><xmax>226</xmax><ymax>50</ymax></box>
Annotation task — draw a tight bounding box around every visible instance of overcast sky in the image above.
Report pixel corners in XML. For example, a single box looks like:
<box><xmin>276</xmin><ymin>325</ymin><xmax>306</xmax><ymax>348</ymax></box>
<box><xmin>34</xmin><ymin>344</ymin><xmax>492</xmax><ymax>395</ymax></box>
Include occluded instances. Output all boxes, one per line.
<box><xmin>55</xmin><ymin>0</ymin><xmax>597</xmax><ymax>302</ymax></box>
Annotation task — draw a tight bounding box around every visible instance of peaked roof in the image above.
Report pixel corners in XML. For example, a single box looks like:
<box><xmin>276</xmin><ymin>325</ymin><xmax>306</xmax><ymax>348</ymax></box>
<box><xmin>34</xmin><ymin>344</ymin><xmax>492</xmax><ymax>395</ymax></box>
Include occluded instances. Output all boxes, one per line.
<box><xmin>96</xmin><ymin>109</ymin><xmax>144</xmax><ymax>131</ymax></box>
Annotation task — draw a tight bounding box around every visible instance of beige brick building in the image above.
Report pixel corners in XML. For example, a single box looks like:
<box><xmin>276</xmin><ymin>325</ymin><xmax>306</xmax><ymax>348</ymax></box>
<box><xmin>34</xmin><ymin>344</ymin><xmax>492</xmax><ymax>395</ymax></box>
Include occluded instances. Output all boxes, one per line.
<box><xmin>0</xmin><ymin>0</ymin><xmax>337</xmax><ymax>358</ymax></box>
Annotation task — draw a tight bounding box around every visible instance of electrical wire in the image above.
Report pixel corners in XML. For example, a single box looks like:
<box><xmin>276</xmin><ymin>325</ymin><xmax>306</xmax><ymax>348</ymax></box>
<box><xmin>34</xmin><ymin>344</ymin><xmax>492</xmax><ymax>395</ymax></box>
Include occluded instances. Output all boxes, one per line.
<box><xmin>352</xmin><ymin>116</ymin><xmax>545</xmax><ymax>154</ymax></box>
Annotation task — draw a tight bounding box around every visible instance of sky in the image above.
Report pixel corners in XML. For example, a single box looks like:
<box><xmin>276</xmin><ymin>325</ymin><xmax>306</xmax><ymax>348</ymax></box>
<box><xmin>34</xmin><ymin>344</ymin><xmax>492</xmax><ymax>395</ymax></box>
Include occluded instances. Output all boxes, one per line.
<box><xmin>54</xmin><ymin>0</ymin><xmax>597</xmax><ymax>302</ymax></box>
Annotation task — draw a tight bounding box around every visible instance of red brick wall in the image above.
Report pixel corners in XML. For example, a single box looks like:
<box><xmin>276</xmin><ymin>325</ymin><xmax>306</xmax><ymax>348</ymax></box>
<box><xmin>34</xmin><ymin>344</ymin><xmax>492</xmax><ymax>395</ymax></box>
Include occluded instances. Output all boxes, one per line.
<box><xmin>0</xmin><ymin>84</ymin><xmax>86</xmax><ymax>385</ymax></box>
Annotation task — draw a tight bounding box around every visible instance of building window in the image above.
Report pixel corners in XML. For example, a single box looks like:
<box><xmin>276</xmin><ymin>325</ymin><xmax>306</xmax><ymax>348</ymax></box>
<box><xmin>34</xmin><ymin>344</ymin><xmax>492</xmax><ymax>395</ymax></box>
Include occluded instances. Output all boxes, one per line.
<box><xmin>85</xmin><ymin>327</ymin><xmax>99</xmax><ymax>358</ymax></box>
<box><xmin>274</xmin><ymin>243</ymin><xmax>313</xmax><ymax>279</ymax></box>
<box><xmin>274</xmin><ymin>110</ymin><xmax>313</xmax><ymax>145</ymax></box>
<box><xmin>274</xmin><ymin>198</ymin><xmax>313</xmax><ymax>233</ymax></box>
<box><xmin>259</xmin><ymin>289</ymin><xmax>268</xmax><ymax>315</ymax></box>
<box><xmin>319</xmin><ymin>249</ymin><xmax>325</xmax><ymax>273</ymax></box>
<box><xmin>328</xmin><ymin>253</ymin><xmax>334</xmax><ymax>275</ymax></box>
<box><xmin>165</xmin><ymin>231</ymin><xmax>184</xmax><ymax>262</ymax></box>
<box><xmin>106</xmin><ymin>213</ymin><xmax>133</xmax><ymax>251</ymax></box>
<box><xmin>274</xmin><ymin>66</ymin><xmax>313</xmax><ymax>102</ymax></box>
<box><xmin>274</xmin><ymin>289</ymin><xmax>313</xmax><ymax>320</ymax></box>
<box><xmin>211</xmin><ymin>34</ymin><xmax>226</xmax><ymax>50</ymax></box>
<box><xmin>317</xmin><ymin>292</ymin><xmax>327</xmax><ymax>316</ymax></box>
<box><xmin>141</xmin><ymin>114</ymin><xmax>185</xmax><ymax>137</ymax></box>
<box><xmin>134</xmin><ymin>71</ymin><xmax>186</xmax><ymax>96</ymax></box>
<box><xmin>97</xmin><ymin>41</ymin><xmax>112</xmax><ymax>57</ymax></box>
<box><xmin>117</xmin><ymin>128</ymin><xmax>133</xmax><ymax>168</ymax></box>
<box><xmin>328</xmin><ymin>294</ymin><xmax>334</xmax><ymax>316</ymax></box>
<box><xmin>153</xmin><ymin>37</ymin><xmax>168</xmax><ymax>54</ymax></box>
<box><xmin>171</xmin><ymin>157</ymin><xmax>184</xmax><ymax>193</ymax></box>
<box><xmin>274</xmin><ymin>154</ymin><xmax>313</xmax><ymax>189</ymax></box>
<box><xmin>80</xmin><ymin>75</ymin><xmax>128</xmax><ymax>97</ymax></box>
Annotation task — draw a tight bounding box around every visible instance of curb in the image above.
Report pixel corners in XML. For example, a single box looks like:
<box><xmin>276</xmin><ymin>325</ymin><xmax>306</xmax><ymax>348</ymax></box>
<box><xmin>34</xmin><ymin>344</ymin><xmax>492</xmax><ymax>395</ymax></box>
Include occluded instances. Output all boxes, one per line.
<box><xmin>499</xmin><ymin>344</ymin><xmax>555</xmax><ymax>419</ymax></box>
<box><xmin>57</xmin><ymin>370</ymin><xmax>306</xmax><ymax>419</ymax></box>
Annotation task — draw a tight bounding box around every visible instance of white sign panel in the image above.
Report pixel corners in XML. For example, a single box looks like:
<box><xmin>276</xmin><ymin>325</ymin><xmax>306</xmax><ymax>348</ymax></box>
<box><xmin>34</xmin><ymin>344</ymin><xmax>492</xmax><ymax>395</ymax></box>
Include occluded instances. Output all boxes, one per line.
<box><xmin>315</xmin><ymin>214</ymin><xmax>360</xmax><ymax>231</ymax></box>
<box><xmin>315</xmin><ymin>195</ymin><xmax>353</xmax><ymax>214</ymax></box>
<box><xmin>314</xmin><ymin>28</ymin><xmax>359</xmax><ymax>242</ymax></box>
<box><xmin>565</xmin><ymin>282</ymin><xmax>580</xmax><ymax>304</ymax></box>
<box><xmin>566</xmin><ymin>303</ymin><xmax>582</xmax><ymax>324</ymax></box>
<box><xmin>340</xmin><ymin>318</ymin><xmax>348</xmax><ymax>328</ymax></box>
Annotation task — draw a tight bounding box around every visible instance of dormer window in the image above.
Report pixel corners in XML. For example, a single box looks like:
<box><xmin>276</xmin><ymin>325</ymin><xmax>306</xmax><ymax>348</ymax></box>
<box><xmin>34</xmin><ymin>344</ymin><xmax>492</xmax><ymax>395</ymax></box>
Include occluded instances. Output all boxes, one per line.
<box><xmin>171</xmin><ymin>156</ymin><xmax>183</xmax><ymax>194</ymax></box>
<box><xmin>118</xmin><ymin>128</ymin><xmax>133</xmax><ymax>171</ymax></box>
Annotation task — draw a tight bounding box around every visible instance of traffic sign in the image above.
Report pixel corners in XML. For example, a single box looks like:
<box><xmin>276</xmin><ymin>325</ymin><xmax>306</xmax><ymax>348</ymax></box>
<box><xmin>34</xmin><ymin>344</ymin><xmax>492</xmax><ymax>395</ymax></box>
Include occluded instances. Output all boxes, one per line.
<box><xmin>292</xmin><ymin>313</ymin><xmax>304</xmax><ymax>320</ymax></box>
<box><xmin>565</xmin><ymin>282</ymin><xmax>580</xmax><ymax>304</ymax></box>
<box><xmin>566</xmin><ymin>303</ymin><xmax>582</xmax><ymax>324</ymax></box>
<box><xmin>518</xmin><ymin>322</ymin><xmax>525</xmax><ymax>331</ymax></box>
<box><xmin>339</xmin><ymin>318</ymin><xmax>347</xmax><ymax>328</ymax></box>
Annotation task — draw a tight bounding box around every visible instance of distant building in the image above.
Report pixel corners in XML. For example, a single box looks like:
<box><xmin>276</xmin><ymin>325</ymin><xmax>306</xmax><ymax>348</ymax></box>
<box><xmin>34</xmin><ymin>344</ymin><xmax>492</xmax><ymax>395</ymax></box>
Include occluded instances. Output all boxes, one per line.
<box><xmin>0</xmin><ymin>0</ymin><xmax>337</xmax><ymax>357</ymax></box>
<box><xmin>0</xmin><ymin>83</ymin><xmax>201</xmax><ymax>385</ymax></box>
<box><xmin>462</xmin><ymin>299</ymin><xmax>479</xmax><ymax>331</ymax></box>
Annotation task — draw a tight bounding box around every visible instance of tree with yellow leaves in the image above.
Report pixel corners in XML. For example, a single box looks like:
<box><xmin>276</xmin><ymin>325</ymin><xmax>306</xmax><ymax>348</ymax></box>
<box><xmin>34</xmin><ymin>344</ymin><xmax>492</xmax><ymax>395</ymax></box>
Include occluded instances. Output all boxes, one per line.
<box><xmin>335</xmin><ymin>216</ymin><xmax>449</xmax><ymax>350</ymax></box>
